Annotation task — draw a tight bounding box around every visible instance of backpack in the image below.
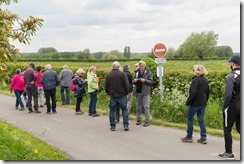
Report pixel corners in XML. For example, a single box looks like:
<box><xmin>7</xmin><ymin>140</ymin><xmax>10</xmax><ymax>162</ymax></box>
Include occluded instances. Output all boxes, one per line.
<box><xmin>70</xmin><ymin>76</ymin><xmax>77</xmax><ymax>91</ymax></box>
<box><xmin>233</xmin><ymin>72</ymin><xmax>240</xmax><ymax>99</ymax></box>
<box><xmin>17</xmin><ymin>75</ymin><xmax>25</xmax><ymax>87</ymax></box>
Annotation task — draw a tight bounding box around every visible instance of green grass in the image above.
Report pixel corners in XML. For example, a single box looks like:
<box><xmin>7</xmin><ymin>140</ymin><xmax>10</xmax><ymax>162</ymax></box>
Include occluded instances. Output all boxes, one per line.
<box><xmin>0</xmin><ymin>120</ymin><xmax>70</xmax><ymax>160</ymax></box>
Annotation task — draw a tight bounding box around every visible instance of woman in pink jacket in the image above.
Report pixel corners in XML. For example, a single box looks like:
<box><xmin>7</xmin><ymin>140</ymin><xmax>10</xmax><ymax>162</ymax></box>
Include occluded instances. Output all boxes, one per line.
<box><xmin>10</xmin><ymin>69</ymin><xmax>25</xmax><ymax>110</ymax></box>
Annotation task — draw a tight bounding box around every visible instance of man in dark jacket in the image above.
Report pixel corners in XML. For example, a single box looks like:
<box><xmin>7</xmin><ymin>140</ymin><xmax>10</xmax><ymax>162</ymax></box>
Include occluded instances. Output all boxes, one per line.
<box><xmin>104</xmin><ymin>61</ymin><xmax>130</xmax><ymax>131</ymax></box>
<box><xmin>219</xmin><ymin>55</ymin><xmax>240</xmax><ymax>160</ymax></box>
<box><xmin>41</xmin><ymin>64</ymin><xmax>59</xmax><ymax>114</ymax></box>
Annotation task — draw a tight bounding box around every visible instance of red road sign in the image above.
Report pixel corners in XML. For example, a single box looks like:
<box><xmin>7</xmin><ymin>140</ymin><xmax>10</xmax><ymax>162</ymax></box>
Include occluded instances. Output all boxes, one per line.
<box><xmin>153</xmin><ymin>43</ymin><xmax>167</xmax><ymax>58</ymax></box>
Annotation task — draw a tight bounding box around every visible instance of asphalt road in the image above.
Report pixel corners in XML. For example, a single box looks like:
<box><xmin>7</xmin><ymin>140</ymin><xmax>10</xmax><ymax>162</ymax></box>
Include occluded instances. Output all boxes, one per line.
<box><xmin>0</xmin><ymin>93</ymin><xmax>240</xmax><ymax>160</ymax></box>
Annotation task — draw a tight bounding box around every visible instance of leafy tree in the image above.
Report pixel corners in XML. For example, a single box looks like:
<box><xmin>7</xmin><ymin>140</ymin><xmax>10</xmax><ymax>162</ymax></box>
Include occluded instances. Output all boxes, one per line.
<box><xmin>123</xmin><ymin>46</ymin><xmax>131</xmax><ymax>59</ymax></box>
<box><xmin>0</xmin><ymin>0</ymin><xmax>43</xmax><ymax>84</ymax></box>
<box><xmin>38</xmin><ymin>47</ymin><xmax>57</xmax><ymax>54</ymax></box>
<box><xmin>51</xmin><ymin>52</ymin><xmax>60</xmax><ymax>58</ymax></box>
<box><xmin>146</xmin><ymin>49</ymin><xmax>154</xmax><ymax>58</ymax></box>
<box><xmin>165</xmin><ymin>47</ymin><xmax>176</xmax><ymax>58</ymax></box>
<box><xmin>215</xmin><ymin>46</ymin><xmax>233</xmax><ymax>57</ymax></box>
<box><xmin>102</xmin><ymin>50</ymin><xmax>124</xmax><ymax>59</ymax></box>
<box><xmin>179</xmin><ymin>31</ymin><xmax>218</xmax><ymax>59</ymax></box>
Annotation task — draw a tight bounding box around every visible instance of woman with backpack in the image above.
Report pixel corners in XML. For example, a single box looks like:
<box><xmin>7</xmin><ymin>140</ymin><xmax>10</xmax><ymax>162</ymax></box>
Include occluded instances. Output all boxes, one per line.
<box><xmin>10</xmin><ymin>69</ymin><xmax>25</xmax><ymax>111</ymax></box>
<box><xmin>73</xmin><ymin>68</ymin><xmax>87</xmax><ymax>115</ymax></box>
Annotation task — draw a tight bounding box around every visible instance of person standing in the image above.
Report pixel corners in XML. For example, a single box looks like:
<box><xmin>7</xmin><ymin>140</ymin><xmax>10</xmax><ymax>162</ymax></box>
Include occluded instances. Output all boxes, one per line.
<box><xmin>133</xmin><ymin>61</ymin><xmax>154</xmax><ymax>127</ymax></box>
<box><xmin>10</xmin><ymin>69</ymin><xmax>25</xmax><ymax>110</ymax></box>
<box><xmin>87</xmin><ymin>66</ymin><xmax>100</xmax><ymax>117</ymax></box>
<box><xmin>181</xmin><ymin>65</ymin><xmax>210</xmax><ymax>144</ymax></box>
<box><xmin>218</xmin><ymin>55</ymin><xmax>240</xmax><ymax>160</ymax></box>
<box><xmin>105</xmin><ymin>61</ymin><xmax>130</xmax><ymax>131</ymax></box>
<box><xmin>23</xmin><ymin>63</ymin><xmax>41</xmax><ymax>113</ymax></box>
<box><xmin>73</xmin><ymin>68</ymin><xmax>86</xmax><ymax>115</ymax></box>
<box><xmin>123</xmin><ymin>64</ymin><xmax>133</xmax><ymax>113</ymax></box>
<box><xmin>59</xmin><ymin>64</ymin><xmax>73</xmax><ymax>105</ymax></box>
<box><xmin>36</xmin><ymin>66</ymin><xmax>44</xmax><ymax>108</ymax></box>
<box><xmin>41</xmin><ymin>64</ymin><xmax>59</xmax><ymax>114</ymax></box>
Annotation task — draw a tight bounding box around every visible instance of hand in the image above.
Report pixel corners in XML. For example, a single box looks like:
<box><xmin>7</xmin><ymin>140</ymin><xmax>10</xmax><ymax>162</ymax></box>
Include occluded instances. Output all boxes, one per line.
<box><xmin>140</xmin><ymin>78</ymin><xmax>145</xmax><ymax>82</ymax></box>
<box><xmin>31</xmin><ymin>81</ymin><xmax>35</xmax><ymax>85</ymax></box>
<box><xmin>133</xmin><ymin>79</ymin><xmax>139</xmax><ymax>82</ymax></box>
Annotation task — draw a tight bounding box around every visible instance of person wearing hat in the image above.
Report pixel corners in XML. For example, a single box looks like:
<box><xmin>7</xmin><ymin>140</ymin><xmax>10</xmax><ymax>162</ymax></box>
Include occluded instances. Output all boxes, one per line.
<box><xmin>104</xmin><ymin>61</ymin><xmax>130</xmax><ymax>131</ymax></box>
<box><xmin>219</xmin><ymin>55</ymin><xmax>240</xmax><ymax>160</ymax></box>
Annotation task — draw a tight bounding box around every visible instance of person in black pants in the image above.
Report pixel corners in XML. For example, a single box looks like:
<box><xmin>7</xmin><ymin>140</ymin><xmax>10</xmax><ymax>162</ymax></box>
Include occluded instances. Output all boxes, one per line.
<box><xmin>73</xmin><ymin>68</ymin><xmax>86</xmax><ymax>115</ymax></box>
<box><xmin>41</xmin><ymin>64</ymin><xmax>59</xmax><ymax>114</ymax></box>
<box><xmin>218</xmin><ymin>55</ymin><xmax>240</xmax><ymax>160</ymax></box>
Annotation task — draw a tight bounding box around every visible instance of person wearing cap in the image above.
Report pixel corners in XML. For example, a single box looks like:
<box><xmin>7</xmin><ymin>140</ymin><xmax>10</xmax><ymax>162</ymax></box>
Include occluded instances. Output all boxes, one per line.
<box><xmin>104</xmin><ymin>61</ymin><xmax>130</xmax><ymax>131</ymax></box>
<box><xmin>132</xmin><ymin>60</ymin><xmax>154</xmax><ymax>127</ymax></box>
<box><xmin>23</xmin><ymin>63</ymin><xmax>41</xmax><ymax>113</ymax></box>
<box><xmin>218</xmin><ymin>55</ymin><xmax>240</xmax><ymax>160</ymax></box>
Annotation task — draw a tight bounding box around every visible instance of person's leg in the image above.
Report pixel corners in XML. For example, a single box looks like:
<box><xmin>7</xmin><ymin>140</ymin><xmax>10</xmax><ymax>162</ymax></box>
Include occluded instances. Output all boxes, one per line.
<box><xmin>39</xmin><ymin>87</ymin><xmax>44</xmax><ymax>106</ymax></box>
<box><xmin>89</xmin><ymin>93</ymin><xmax>92</xmax><ymax>115</ymax></box>
<box><xmin>14</xmin><ymin>90</ymin><xmax>20</xmax><ymax>108</ymax></box>
<box><xmin>44</xmin><ymin>90</ymin><xmax>51</xmax><ymax>113</ymax></box>
<box><xmin>60</xmin><ymin>86</ymin><xmax>65</xmax><ymax>104</ymax></box>
<box><xmin>65</xmin><ymin>87</ymin><xmax>70</xmax><ymax>104</ymax></box>
<box><xmin>236</xmin><ymin>108</ymin><xmax>240</xmax><ymax>134</ymax></box>
<box><xmin>186</xmin><ymin>106</ymin><xmax>197</xmax><ymax>138</ymax></box>
<box><xmin>196</xmin><ymin>106</ymin><xmax>207</xmax><ymax>140</ymax></box>
<box><xmin>115</xmin><ymin>105</ymin><xmax>120</xmax><ymax>122</ymax></box>
<box><xmin>26</xmin><ymin>86</ymin><xmax>32</xmax><ymax>111</ymax></box>
<box><xmin>223</xmin><ymin>107</ymin><xmax>238</xmax><ymax>154</ymax></box>
<box><xmin>119</xmin><ymin>96</ymin><xmax>129</xmax><ymax>127</ymax></box>
<box><xmin>142</xmin><ymin>95</ymin><xmax>151</xmax><ymax>124</ymax></box>
<box><xmin>136</xmin><ymin>93</ymin><xmax>143</xmax><ymax>123</ymax></box>
<box><xmin>109</xmin><ymin>97</ymin><xmax>117</xmax><ymax>128</ymax></box>
<box><xmin>75</xmin><ymin>97</ymin><xmax>82</xmax><ymax>112</ymax></box>
<box><xmin>32</xmin><ymin>86</ymin><xmax>39</xmax><ymax>111</ymax></box>
<box><xmin>127</xmin><ymin>92</ymin><xmax>133</xmax><ymax>113</ymax></box>
<box><xmin>51</xmin><ymin>88</ymin><xmax>57</xmax><ymax>112</ymax></box>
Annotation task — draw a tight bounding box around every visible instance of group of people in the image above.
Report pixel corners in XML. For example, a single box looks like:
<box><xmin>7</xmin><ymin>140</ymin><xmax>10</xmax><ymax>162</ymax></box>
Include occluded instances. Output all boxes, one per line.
<box><xmin>9</xmin><ymin>55</ymin><xmax>240</xmax><ymax>160</ymax></box>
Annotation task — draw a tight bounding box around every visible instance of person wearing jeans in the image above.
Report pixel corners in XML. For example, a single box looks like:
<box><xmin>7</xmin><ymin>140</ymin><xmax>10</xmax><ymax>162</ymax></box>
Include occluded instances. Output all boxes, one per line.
<box><xmin>104</xmin><ymin>61</ymin><xmax>130</xmax><ymax>131</ymax></box>
<box><xmin>87</xmin><ymin>66</ymin><xmax>99</xmax><ymax>117</ymax></box>
<box><xmin>10</xmin><ymin>69</ymin><xmax>25</xmax><ymax>110</ymax></box>
<box><xmin>182</xmin><ymin>65</ymin><xmax>209</xmax><ymax>144</ymax></box>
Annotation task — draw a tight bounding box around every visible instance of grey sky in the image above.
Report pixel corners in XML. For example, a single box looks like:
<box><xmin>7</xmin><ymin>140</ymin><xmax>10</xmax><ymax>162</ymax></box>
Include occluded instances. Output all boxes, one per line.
<box><xmin>3</xmin><ymin>0</ymin><xmax>241</xmax><ymax>53</ymax></box>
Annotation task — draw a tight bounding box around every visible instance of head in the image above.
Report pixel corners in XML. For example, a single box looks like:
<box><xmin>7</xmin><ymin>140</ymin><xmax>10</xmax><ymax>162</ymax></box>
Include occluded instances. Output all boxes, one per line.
<box><xmin>16</xmin><ymin>68</ymin><xmax>21</xmax><ymax>74</ymax></box>
<box><xmin>193</xmin><ymin>65</ymin><xmax>208</xmax><ymax>76</ymax></box>
<box><xmin>228</xmin><ymin>55</ymin><xmax>240</xmax><ymax>70</ymax></box>
<box><xmin>88</xmin><ymin>66</ymin><xmax>96</xmax><ymax>73</ymax></box>
<box><xmin>36</xmin><ymin>66</ymin><xmax>42</xmax><ymax>72</ymax></box>
<box><xmin>29</xmin><ymin>63</ymin><xmax>35</xmax><ymax>69</ymax></box>
<box><xmin>134</xmin><ymin>63</ymin><xmax>139</xmax><ymax>70</ymax></box>
<box><xmin>123</xmin><ymin>64</ymin><xmax>130</xmax><ymax>72</ymax></box>
<box><xmin>45</xmin><ymin>64</ymin><xmax>52</xmax><ymax>70</ymax></box>
<box><xmin>112</xmin><ymin>61</ymin><xmax>121</xmax><ymax>70</ymax></box>
<box><xmin>63</xmin><ymin>64</ymin><xmax>69</xmax><ymax>69</ymax></box>
<box><xmin>76</xmin><ymin>68</ymin><xmax>85</xmax><ymax>76</ymax></box>
<box><xmin>138</xmin><ymin>61</ymin><xmax>146</xmax><ymax>72</ymax></box>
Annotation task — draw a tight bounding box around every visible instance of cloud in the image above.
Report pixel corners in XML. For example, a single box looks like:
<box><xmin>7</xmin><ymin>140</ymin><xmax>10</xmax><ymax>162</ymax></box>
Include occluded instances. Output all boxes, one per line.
<box><xmin>3</xmin><ymin>0</ymin><xmax>240</xmax><ymax>53</ymax></box>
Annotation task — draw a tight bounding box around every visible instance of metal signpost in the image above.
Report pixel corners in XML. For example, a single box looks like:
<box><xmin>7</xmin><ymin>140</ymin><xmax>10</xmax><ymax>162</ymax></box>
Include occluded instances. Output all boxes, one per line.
<box><xmin>153</xmin><ymin>43</ymin><xmax>167</xmax><ymax>102</ymax></box>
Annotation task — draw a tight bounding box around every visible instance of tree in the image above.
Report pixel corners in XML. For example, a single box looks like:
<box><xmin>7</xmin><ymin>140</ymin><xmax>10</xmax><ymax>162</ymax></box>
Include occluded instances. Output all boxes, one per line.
<box><xmin>165</xmin><ymin>47</ymin><xmax>176</xmax><ymax>58</ymax></box>
<box><xmin>38</xmin><ymin>47</ymin><xmax>57</xmax><ymax>53</ymax></box>
<box><xmin>123</xmin><ymin>46</ymin><xmax>131</xmax><ymax>59</ymax></box>
<box><xmin>0</xmin><ymin>0</ymin><xmax>43</xmax><ymax>84</ymax></box>
<box><xmin>179</xmin><ymin>31</ymin><xmax>218</xmax><ymax>59</ymax></box>
<box><xmin>215</xmin><ymin>46</ymin><xmax>233</xmax><ymax>57</ymax></box>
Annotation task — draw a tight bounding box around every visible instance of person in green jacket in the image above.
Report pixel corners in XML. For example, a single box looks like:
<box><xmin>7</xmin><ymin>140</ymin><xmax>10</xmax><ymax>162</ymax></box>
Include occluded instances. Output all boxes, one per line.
<box><xmin>87</xmin><ymin>66</ymin><xmax>100</xmax><ymax>117</ymax></box>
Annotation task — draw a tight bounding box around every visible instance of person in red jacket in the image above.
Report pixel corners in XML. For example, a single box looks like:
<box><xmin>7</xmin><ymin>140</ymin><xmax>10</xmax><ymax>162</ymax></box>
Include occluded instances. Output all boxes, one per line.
<box><xmin>10</xmin><ymin>69</ymin><xmax>25</xmax><ymax>110</ymax></box>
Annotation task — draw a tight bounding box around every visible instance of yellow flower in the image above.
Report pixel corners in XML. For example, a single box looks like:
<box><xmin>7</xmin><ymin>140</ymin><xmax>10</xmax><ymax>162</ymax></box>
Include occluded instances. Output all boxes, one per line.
<box><xmin>34</xmin><ymin>149</ymin><xmax>39</xmax><ymax>154</ymax></box>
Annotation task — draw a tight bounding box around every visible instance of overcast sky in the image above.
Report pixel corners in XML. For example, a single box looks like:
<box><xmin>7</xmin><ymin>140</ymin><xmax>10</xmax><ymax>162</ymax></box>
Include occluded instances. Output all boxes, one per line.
<box><xmin>3</xmin><ymin>0</ymin><xmax>241</xmax><ymax>53</ymax></box>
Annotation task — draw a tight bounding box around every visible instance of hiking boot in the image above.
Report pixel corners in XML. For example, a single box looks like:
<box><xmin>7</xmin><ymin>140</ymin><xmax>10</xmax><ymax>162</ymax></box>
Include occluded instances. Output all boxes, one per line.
<box><xmin>92</xmin><ymin>113</ymin><xmax>100</xmax><ymax>117</ymax></box>
<box><xmin>40</xmin><ymin>105</ymin><xmax>44</xmax><ymax>108</ymax></box>
<box><xmin>34</xmin><ymin>110</ymin><xmax>41</xmax><ymax>114</ymax></box>
<box><xmin>15</xmin><ymin>107</ymin><xmax>18</xmax><ymax>110</ymax></box>
<box><xmin>197</xmin><ymin>138</ymin><xmax>207</xmax><ymax>144</ymax></box>
<box><xmin>143</xmin><ymin>122</ymin><xmax>150</xmax><ymax>127</ymax></box>
<box><xmin>28</xmin><ymin>109</ymin><xmax>33</xmax><ymax>113</ymax></box>
<box><xmin>136</xmin><ymin>121</ymin><xmax>141</xmax><ymax>125</ymax></box>
<box><xmin>88</xmin><ymin>113</ymin><xmax>92</xmax><ymax>116</ymax></box>
<box><xmin>52</xmin><ymin>111</ymin><xmax>57</xmax><ymax>114</ymax></box>
<box><xmin>218</xmin><ymin>152</ymin><xmax>235</xmax><ymax>160</ymax></box>
<box><xmin>124</xmin><ymin>125</ymin><xmax>129</xmax><ymax>131</ymax></box>
<box><xmin>110</xmin><ymin>126</ymin><xmax>115</xmax><ymax>131</ymax></box>
<box><xmin>20</xmin><ymin>107</ymin><xmax>25</xmax><ymax>111</ymax></box>
<box><xmin>181</xmin><ymin>137</ymin><xmax>193</xmax><ymax>143</ymax></box>
<box><xmin>46</xmin><ymin>112</ymin><xmax>51</xmax><ymax>114</ymax></box>
<box><xmin>75</xmin><ymin>111</ymin><xmax>84</xmax><ymax>115</ymax></box>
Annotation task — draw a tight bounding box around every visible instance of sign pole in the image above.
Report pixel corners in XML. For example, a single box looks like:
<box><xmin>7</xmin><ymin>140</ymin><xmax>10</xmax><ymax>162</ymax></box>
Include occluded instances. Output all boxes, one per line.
<box><xmin>158</xmin><ymin>64</ymin><xmax>163</xmax><ymax>102</ymax></box>
<box><xmin>153</xmin><ymin>43</ymin><xmax>167</xmax><ymax>103</ymax></box>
